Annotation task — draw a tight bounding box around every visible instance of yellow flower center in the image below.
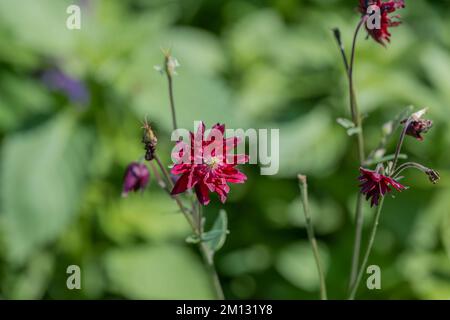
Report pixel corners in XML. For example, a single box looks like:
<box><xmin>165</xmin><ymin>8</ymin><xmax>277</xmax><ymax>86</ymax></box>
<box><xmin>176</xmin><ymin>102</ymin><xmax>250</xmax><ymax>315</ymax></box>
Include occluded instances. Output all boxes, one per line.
<box><xmin>205</xmin><ymin>156</ymin><xmax>220</xmax><ymax>169</ymax></box>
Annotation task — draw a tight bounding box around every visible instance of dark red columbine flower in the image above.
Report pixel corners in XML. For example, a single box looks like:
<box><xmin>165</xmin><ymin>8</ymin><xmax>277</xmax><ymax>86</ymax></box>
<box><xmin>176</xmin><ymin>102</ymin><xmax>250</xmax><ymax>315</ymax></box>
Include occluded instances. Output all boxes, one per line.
<box><xmin>170</xmin><ymin>122</ymin><xmax>248</xmax><ymax>205</ymax></box>
<box><xmin>402</xmin><ymin>118</ymin><xmax>433</xmax><ymax>141</ymax></box>
<box><xmin>122</xmin><ymin>162</ymin><xmax>150</xmax><ymax>197</ymax></box>
<box><xmin>359</xmin><ymin>0</ymin><xmax>405</xmax><ymax>46</ymax></box>
<box><xmin>358</xmin><ymin>167</ymin><xmax>406</xmax><ymax>207</ymax></box>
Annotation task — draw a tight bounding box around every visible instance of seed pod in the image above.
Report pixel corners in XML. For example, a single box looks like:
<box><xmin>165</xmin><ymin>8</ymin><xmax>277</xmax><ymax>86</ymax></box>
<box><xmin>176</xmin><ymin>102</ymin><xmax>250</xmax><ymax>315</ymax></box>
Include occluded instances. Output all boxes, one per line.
<box><xmin>142</xmin><ymin>119</ymin><xmax>158</xmax><ymax>161</ymax></box>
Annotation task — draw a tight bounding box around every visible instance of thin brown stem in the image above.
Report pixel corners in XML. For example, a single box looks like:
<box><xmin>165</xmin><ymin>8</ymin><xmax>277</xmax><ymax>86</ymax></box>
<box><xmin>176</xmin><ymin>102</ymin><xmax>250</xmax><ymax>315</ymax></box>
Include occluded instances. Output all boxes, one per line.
<box><xmin>154</xmin><ymin>154</ymin><xmax>174</xmax><ymax>189</ymax></box>
<box><xmin>150</xmin><ymin>162</ymin><xmax>167</xmax><ymax>191</ymax></box>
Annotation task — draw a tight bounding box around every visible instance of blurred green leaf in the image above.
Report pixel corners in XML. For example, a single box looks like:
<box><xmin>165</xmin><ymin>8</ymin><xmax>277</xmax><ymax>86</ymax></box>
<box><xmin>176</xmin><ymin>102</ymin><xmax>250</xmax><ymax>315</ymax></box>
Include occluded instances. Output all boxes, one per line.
<box><xmin>399</xmin><ymin>252</ymin><xmax>450</xmax><ymax>300</ymax></box>
<box><xmin>287</xmin><ymin>196</ymin><xmax>343</xmax><ymax>235</ymax></box>
<box><xmin>6</xmin><ymin>252</ymin><xmax>54</xmax><ymax>299</ymax></box>
<box><xmin>99</xmin><ymin>192</ymin><xmax>189</xmax><ymax>245</ymax></box>
<box><xmin>221</xmin><ymin>245</ymin><xmax>271</xmax><ymax>277</ymax></box>
<box><xmin>104</xmin><ymin>245</ymin><xmax>214</xmax><ymax>299</ymax></box>
<box><xmin>276</xmin><ymin>241</ymin><xmax>329</xmax><ymax>292</ymax></box>
<box><xmin>0</xmin><ymin>112</ymin><xmax>91</xmax><ymax>264</ymax></box>
<box><xmin>0</xmin><ymin>0</ymin><xmax>76</xmax><ymax>57</ymax></box>
<box><xmin>278</xmin><ymin>107</ymin><xmax>347</xmax><ymax>177</ymax></box>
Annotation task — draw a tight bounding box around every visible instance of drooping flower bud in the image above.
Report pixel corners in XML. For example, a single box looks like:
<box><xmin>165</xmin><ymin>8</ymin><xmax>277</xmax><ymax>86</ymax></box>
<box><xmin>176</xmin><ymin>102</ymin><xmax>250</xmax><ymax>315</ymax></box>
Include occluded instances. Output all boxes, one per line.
<box><xmin>122</xmin><ymin>162</ymin><xmax>150</xmax><ymax>197</ymax></box>
<box><xmin>401</xmin><ymin>108</ymin><xmax>433</xmax><ymax>141</ymax></box>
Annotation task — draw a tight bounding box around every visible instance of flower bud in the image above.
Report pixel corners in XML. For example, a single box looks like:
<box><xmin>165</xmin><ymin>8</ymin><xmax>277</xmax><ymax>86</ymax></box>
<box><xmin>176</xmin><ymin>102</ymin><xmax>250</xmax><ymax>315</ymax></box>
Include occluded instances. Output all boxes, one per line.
<box><xmin>122</xmin><ymin>162</ymin><xmax>150</xmax><ymax>197</ymax></box>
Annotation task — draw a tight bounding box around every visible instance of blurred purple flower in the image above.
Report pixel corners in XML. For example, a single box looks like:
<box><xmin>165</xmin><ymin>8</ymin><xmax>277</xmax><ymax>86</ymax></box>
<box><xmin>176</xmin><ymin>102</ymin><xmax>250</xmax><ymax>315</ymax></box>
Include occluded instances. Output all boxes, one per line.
<box><xmin>122</xmin><ymin>162</ymin><xmax>150</xmax><ymax>197</ymax></box>
<box><xmin>41</xmin><ymin>68</ymin><xmax>90</xmax><ymax>105</ymax></box>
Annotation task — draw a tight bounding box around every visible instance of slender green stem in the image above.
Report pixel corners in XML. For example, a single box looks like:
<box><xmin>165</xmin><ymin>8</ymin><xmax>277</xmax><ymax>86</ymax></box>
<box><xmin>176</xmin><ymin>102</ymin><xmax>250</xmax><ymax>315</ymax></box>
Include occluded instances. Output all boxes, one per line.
<box><xmin>391</xmin><ymin>117</ymin><xmax>412</xmax><ymax>174</ymax></box>
<box><xmin>365</xmin><ymin>106</ymin><xmax>414</xmax><ymax>164</ymax></box>
<box><xmin>349</xmin><ymin>193</ymin><xmax>364</xmax><ymax>290</ymax></box>
<box><xmin>392</xmin><ymin>161</ymin><xmax>429</xmax><ymax>178</ymax></box>
<box><xmin>364</xmin><ymin>154</ymin><xmax>407</xmax><ymax>166</ymax></box>
<box><xmin>349</xmin><ymin>198</ymin><xmax>385</xmax><ymax>300</ymax></box>
<box><xmin>197</xmin><ymin>202</ymin><xmax>203</xmax><ymax>239</ymax></box>
<box><xmin>167</xmin><ymin>75</ymin><xmax>178</xmax><ymax>130</ymax></box>
<box><xmin>163</xmin><ymin>53</ymin><xmax>178</xmax><ymax>131</ymax></box>
<box><xmin>199</xmin><ymin>242</ymin><xmax>225</xmax><ymax>300</ymax></box>
<box><xmin>392</xmin><ymin>162</ymin><xmax>440</xmax><ymax>185</ymax></box>
<box><xmin>332</xmin><ymin>28</ymin><xmax>350</xmax><ymax>72</ymax></box>
<box><xmin>348</xmin><ymin>18</ymin><xmax>367</xmax><ymax>165</ymax></box>
<box><xmin>153</xmin><ymin>154</ymin><xmax>225</xmax><ymax>299</ymax></box>
<box><xmin>346</xmin><ymin>16</ymin><xmax>368</xmax><ymax>291</ymax></box>
<box><xmin>298</xmin><ymin>175</ymin><xmax>327</xmax><ymax>300</ymax></box>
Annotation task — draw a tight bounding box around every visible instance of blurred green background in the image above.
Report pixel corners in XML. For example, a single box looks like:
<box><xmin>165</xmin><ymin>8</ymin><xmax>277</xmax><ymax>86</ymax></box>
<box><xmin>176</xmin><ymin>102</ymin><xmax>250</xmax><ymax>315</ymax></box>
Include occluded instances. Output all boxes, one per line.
<box><xmin>0</xmin><ymin>0</ymin><xmax>449</xmax><ymax>300</ymax></box>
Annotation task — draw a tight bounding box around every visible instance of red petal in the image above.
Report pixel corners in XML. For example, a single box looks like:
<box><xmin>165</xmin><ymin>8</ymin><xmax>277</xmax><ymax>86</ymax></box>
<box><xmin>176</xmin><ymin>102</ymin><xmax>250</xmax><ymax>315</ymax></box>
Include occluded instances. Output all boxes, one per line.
<box><xmin>171</xmin><ymin>174</ymin><xmax>189</xmax><ymax>195</ymax></box>
<box><xmin>195</xmin><ymin>182</ymin><xmax>210</xmax><ymax>205</ymax></box>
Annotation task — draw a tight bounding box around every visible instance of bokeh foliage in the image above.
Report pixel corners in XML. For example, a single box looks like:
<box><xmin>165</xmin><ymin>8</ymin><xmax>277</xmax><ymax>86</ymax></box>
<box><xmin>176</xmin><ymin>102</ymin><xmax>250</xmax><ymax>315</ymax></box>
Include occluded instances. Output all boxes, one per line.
<box><xmin>0</xmin><ymin>0</ymin><xmax>449</xmax><ymax>299</ymax></box>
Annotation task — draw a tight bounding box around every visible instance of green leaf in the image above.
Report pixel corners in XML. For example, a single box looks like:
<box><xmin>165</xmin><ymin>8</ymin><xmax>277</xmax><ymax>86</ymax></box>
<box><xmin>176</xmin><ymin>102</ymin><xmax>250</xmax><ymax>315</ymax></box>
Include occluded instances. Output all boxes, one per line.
<box><xmin>104</xmin><ymin>245</ymin><xmax>214</xmax><ymax>299</ymax></box>
<box><xmin>98</xmin><ymin>192</ymin><xmax>188</xmax><ymax>245</ymax></box>
<box><xmin>346</xmin><ymin>127</ymin><xmax>361</xmax><ymax>136</ymax></box>
<box><xmin>205</xmin><ymin>209</ymin><xmax>228</xmax><ymax>254</ymax></box>
<box><xmin>6</xmin><ymin>252</ymin><xmax>54</xmax><ymax>299</ymax></box>
<box><xmin>185</xmin><ymin>234</ymin><xmax>201</xmax><ymax>244</ymax></box>
<box><xmin>0</xmin><ymin>112</ymin><xmax>91</xmax><ymax>264</ymax></box>
<box><xmin>336</xmin><ymin>117</ymin><xmax>355</xmax><ymax>129</ymax></box>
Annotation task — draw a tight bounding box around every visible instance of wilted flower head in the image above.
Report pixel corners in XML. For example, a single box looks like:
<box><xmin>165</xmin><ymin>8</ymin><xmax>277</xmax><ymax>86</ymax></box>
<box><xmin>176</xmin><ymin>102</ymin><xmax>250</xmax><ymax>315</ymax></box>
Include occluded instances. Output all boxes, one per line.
<box><xmin>170</xmin><ymin>122</ymin><xmax>248</xmax><ymax>205</ymax></box>
<box><xmin>425</xmin><ymin>169</ymin><xmax>440</xmax><ymax>184</ymax></box>
<box><xmin>359</xmin><ymin>167</ymin><xmax>406</xmax><ymax>206</ymax></box>
<box><xmin>122</xmin><ymin>162</ymin><xmax>150</xmax><ymax>197</ymax></box>
<box><xmin>403</xmin><ymin>118</ymin><xmax>433</xmax><ymax>141</ymax></box>
<box><xmin>359</xmin><ymin>0</ymin><xmax>405</xmax><ymax>46</ymax></box>
<box><xmin>401</xmin><ymin>109</ymin><xmax>433</xmax><ymax>141</ymax></box>
<box><xmin>41</xmin><ymin>67</ymin><xmax>90</xmax><ymax>105</ymax></box>
<box><xmin>141</xmin><ymin>118</ymin><xmax>158</xmax><ymax>161</ymax></box>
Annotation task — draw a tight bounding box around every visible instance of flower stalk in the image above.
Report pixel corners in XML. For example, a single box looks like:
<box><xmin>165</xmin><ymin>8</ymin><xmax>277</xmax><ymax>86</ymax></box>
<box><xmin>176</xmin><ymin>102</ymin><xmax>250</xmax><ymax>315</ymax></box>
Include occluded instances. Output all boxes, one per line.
<box><xmin>298</xmin><ymin>175</ymin><xmax>327</xmax><ymax>300</ymax></box>
<box><xmin>162</xmin><ymin>49</ymin><xmax>179</xmax><ymax>131</ymax></box>
<box><xmin>154</xmin><ymin>152</ymin><xmax>225</xmax><ymax>299</ymax></box>
<box><xmin>333</xmin><ymin>17</ymin><xmax>368</xmax><ymax>291</ymax></box>
<box><xmin>348</xmin><ymin>197</ymin><xmax>385</xmax><ymax>300</ymax></box>
<box><xmin>152</xmin><ymin>51</ymin><xmax>226</xmax><ymax>299</ymax></box>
